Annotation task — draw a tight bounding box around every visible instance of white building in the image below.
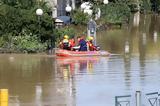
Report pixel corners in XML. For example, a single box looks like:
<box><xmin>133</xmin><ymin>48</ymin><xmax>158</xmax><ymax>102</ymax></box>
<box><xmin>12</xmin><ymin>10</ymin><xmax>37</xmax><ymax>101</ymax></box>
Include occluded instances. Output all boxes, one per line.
<box><xmin>45</xmin><ymin>0</ymin><xmax>79</xmax><ymax>18</ymax></box>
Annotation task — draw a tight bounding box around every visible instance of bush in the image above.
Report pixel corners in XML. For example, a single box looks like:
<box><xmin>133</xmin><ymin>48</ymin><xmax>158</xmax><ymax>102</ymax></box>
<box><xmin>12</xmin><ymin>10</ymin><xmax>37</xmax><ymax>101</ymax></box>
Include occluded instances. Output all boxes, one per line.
<box><xmin>12</xmin><ymin>35</ymin><xmax>47</xmax><ymax>53</ymax></box>
<box><xmin>100</xmin><ymin>2</ymin><xmax>131</xmax><ymax>24</ymax></box>
<box><xmin>0</xmin><ymin>32</ymin><xmax>47</xmax><ymax>53</ymax></box>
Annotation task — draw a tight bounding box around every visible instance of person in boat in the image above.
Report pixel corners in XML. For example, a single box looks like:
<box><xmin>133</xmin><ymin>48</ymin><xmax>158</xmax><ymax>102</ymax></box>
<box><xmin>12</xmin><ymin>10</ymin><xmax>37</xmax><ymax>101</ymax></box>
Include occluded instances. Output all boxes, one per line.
<box><xmin>87</xmin><ymin>36</ymin><xmax>99</xmax><ymax>51</ymax></box>
<box><xmin>69</xmin><ymin>38</ymin><xmax>76</xmax><ymax>51</ymax></box>
<box><xmin>77</xmin><ymin>35</ymin><xmax>87</xmax><ymax>51</ymax></box>
<box><xmin>60</xmin><ymin>35</ymin><xmax>70</xmax><ymax>50</ymax></box>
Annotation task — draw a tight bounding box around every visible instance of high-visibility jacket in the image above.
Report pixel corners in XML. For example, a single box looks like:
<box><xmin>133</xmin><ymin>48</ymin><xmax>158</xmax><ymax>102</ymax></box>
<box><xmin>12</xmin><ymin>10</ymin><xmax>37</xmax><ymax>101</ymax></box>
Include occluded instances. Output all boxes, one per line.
<box><xmin>87</xmin><ymin>41</ymin><xmax>96</xmax><ymax>51</ymax></box>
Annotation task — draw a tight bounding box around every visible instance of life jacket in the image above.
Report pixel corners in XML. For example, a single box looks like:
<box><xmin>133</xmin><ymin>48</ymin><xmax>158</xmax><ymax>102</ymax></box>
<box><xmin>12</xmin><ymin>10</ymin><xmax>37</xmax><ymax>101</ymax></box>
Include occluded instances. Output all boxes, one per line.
<box><xmin>69</xmin><ymin>39</ymin><xmax>75</xmax><ymax>48</ymax></box>
<box><xmin>87</xmin><ymin>41</ymin><xmax>96</xmax><ymax>51</ymax></box>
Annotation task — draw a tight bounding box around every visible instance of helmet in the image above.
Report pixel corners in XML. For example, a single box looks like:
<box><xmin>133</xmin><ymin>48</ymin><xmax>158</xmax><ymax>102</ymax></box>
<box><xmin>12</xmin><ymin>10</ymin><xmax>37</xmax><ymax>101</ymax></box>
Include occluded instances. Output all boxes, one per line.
<box><xmin>88</xmin><ymin>36</ymin><xmax>94</xmax><ymax>41</ymax></box>
<box><xmin>64</xmin><ymin>35</ymin><xmax>69</xmax><ymax>39</ymax></box>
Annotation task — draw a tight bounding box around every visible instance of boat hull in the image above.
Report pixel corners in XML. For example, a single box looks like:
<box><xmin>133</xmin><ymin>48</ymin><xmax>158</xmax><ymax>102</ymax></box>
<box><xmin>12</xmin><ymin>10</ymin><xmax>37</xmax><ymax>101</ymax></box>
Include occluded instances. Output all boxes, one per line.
<box><xmin>55</xmin><ymin>49</ymin><xmax>110</xmax><ymax>57</ymax></box>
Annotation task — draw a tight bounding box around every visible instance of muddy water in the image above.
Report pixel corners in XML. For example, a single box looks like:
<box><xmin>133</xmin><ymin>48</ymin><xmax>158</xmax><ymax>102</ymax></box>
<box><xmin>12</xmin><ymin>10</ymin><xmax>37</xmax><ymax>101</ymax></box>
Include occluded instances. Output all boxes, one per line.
<box><xmin>0</xmin><ymin>14</ymin><xmax>160</xmax><ymax>106</ymax></box>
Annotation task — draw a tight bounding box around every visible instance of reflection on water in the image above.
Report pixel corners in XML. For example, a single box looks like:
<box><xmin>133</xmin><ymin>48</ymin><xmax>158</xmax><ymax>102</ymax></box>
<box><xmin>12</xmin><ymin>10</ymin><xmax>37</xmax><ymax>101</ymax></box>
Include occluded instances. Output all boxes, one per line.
<box><xmin>0</xmin><ymin>14</ymin><xmax>160</xmax><ymax>106</ymax></box>
<box><xmin>97</xmin><ymin>14</ymin><xmax>160</xmax><ymax>56</ymax></box>
<box><xmin>133</xmin><ymin>12</ymin><xmax>140</xmax><ymax>27</ymax></box>
<box><xmin>56</xmin><ymin>57</ymin><xmax>100</xmax><ymax>78</ymax></box>
<box><xmin>0</xmin><ymin>54</ymin><xmax>56</xmax><ymax>106</ymax></box>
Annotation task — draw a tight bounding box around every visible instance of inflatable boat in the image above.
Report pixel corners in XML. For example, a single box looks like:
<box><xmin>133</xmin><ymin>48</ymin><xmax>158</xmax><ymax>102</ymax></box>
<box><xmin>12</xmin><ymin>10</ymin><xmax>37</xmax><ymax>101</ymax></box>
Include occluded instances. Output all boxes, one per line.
<box><xmin>55</xmin><ymin>49</ymin><xmax>110</xmax><ymax>57</ymax></box>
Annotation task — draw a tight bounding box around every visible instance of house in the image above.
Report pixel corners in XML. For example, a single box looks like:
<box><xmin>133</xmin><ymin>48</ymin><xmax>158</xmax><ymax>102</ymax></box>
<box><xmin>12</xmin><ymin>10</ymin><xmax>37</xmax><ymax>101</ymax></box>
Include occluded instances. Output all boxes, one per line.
<box><xmin>45</xmin><ymin>0</ymin><xmax>81</xmax><ymax>18</ymax></box>
<box><xmin>44</xmin><ymin>0</ymin><xmax>81</xmax><ymax>27</ymax></box>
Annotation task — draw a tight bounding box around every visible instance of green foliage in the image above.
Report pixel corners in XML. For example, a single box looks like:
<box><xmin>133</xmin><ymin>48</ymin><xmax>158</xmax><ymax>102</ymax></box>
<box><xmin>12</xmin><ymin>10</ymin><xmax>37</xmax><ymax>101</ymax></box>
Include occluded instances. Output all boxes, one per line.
<box><xmin>0</xmin><ymin>0</ymin><xmax>53</xmax><ymax>52</ymax></box>
<box><xmin>12</xmin><ymin>35</ymin><xmax>47</xmax><ymax>53</ymax></box>
<box><xmin>71</xmin><ymin>9</ymin><xmax>90</xmax><ymax>25</ymax></box>
<box><xmin>140</xmin><ymin>0</ymin><xmax>151</xmax><ymax>13</ymax></box>
<box><xmin>0</xmin><ymin>37</ymin><xmax>5</xmax><ymax>47</ymax></box>
<box><xmin>0</xmin><ymin>33</ymin><xmax>47</xmax><ymax>53</ymax></box>
<box><xmin>115</xmin><ymin>0</ymin><xmax>139</xmax><ymax>12</ymax></box>
<box><xmin>128</xmin><ymin>3</ymin><xmax>139</xmax><ymax>12</ymax></box>
<box><xmin>54</xmin><ymin>27</ymin><xmax>76</xmax><ymax>45</ymax></box>
<box><xmin>101</xmin><ymin>2</ymin><xmax>131</xmax><ymax>24</ymax></box>
<box><xmin>0</xmin><ymin>0</ymin><xmax>36</xmax><ymax>9</ymax></box>
<box><xmin>148</xmin><ymin>0</ymin><xmax>160</xmax><ymax>13</ymax></box>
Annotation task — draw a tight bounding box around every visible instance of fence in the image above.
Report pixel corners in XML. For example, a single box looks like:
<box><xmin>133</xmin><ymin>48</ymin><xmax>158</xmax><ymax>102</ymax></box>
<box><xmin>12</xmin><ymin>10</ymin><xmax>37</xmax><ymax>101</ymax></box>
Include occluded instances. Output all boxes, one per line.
<box><xmin>115</xmin><ymin>95</ymin><xmax>131</xmax><ymax>106</ymax></box>
<box><xmin>115</xmin><ymin>91</ymin><xmax>160</xmax><ymax>106</ymax></box>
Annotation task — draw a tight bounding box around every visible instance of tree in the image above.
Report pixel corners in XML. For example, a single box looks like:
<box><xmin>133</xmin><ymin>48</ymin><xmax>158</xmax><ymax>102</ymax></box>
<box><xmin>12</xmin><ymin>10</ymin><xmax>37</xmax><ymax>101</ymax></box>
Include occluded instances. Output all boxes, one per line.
<box><xmin>0</xmin><ymin>0</ymin><xmax>53</xmax><ymax>39</ymax></box>
<box><xmin>0</xmin><ymin>0</ymin><xmax>53</xmax><ymax>52</ymax></box>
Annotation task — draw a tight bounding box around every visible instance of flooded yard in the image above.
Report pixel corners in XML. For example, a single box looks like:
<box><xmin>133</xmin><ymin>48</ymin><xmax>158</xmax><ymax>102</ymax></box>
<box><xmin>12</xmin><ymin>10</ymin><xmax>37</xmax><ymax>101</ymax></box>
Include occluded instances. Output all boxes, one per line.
<box><xmin>0</xmin><ymin>14</ymin><xmax>160</xmax><ymax>106</ymax></box>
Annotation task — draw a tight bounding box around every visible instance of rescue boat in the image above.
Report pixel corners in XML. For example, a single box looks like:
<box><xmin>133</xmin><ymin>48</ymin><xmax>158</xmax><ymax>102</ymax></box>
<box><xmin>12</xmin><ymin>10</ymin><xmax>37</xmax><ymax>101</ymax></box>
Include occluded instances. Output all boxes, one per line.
<box><xmin>55</xmin><ymin>49</ymin><xmax>110</xmax><ymax>57</ymax></box>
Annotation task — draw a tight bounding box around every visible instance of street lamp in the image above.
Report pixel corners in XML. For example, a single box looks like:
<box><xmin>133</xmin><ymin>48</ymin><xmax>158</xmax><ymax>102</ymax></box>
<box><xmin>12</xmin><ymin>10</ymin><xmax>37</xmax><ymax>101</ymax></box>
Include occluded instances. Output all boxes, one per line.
<box><xmin>103</xmin><ymin>0</ymin><xmax>109</xmax><ymax>4</ymax></box>
<box><xmin>80</xmin><ymin>2</ymin><xmax>93</xmax><ymax>16</ymax></box>
<box><xmin>84</xmin><ymin>9</ymin><xmax>93</xmax><ymax>16</ymax></box>
<box><xmin>36</xmin><ymin>8</ymin><xmax>43</xmax><ymax>37</ymax></box>
<box><xmin>65</xmin><ymin>4</ymin><xmax>72</xmax><ymax>16</ymax></box>
<box><xmin>36</xmin><ymin>8</ymin><xmax>43</xmax><ymax>16</ymax></box>
<box><xmin>81</xmin><ymin>3</ymin><xmax>86</xmax><ymax>10</ymax></box>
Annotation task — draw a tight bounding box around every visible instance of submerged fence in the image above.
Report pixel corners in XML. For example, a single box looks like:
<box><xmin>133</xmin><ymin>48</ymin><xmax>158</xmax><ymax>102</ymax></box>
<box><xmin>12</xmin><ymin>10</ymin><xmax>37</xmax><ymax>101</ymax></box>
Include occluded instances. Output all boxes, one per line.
<box><xmin>115</xmin><ymin>91</ymin><xmax>160</xmax><ymax>106</ymax></box>
<box><xmin>115</xmin><ymin>95</ymin><xmax>131</xmax><ymax>106</ymax></box>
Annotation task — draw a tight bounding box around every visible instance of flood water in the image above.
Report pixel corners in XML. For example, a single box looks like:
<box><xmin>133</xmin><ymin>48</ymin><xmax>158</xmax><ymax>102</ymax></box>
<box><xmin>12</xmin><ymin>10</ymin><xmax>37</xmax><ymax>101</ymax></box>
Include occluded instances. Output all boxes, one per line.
<box><xmin>1</xmin><ymin>14</ymin><xmax>160</xmax><ymax>106</ymax></box>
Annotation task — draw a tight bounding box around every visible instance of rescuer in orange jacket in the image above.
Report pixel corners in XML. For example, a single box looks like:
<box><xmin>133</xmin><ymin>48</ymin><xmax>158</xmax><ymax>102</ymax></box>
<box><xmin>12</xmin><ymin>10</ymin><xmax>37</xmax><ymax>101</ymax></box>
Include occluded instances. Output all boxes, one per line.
<box><xmin>87</xmin><ymin>36</ymin><xmax>97</xmax><ymax>51</ymax></box>
<box><xmin>69</xmin><ymin>38</ymin><xmax>75</xmax><ymax>51</ymax></box>
<box><xmin>59</xmin><ymin>35</ymin><xmax>70</xmax><ymax>50</ymax></box>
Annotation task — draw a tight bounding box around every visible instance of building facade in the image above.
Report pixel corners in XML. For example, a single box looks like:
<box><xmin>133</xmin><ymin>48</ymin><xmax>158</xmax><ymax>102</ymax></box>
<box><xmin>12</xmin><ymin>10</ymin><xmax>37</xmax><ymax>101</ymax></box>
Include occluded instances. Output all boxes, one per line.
<box><xmin>46</xmin><ymin>0</ymin><xmax>81</xmax><ymax>18</ymax></box>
